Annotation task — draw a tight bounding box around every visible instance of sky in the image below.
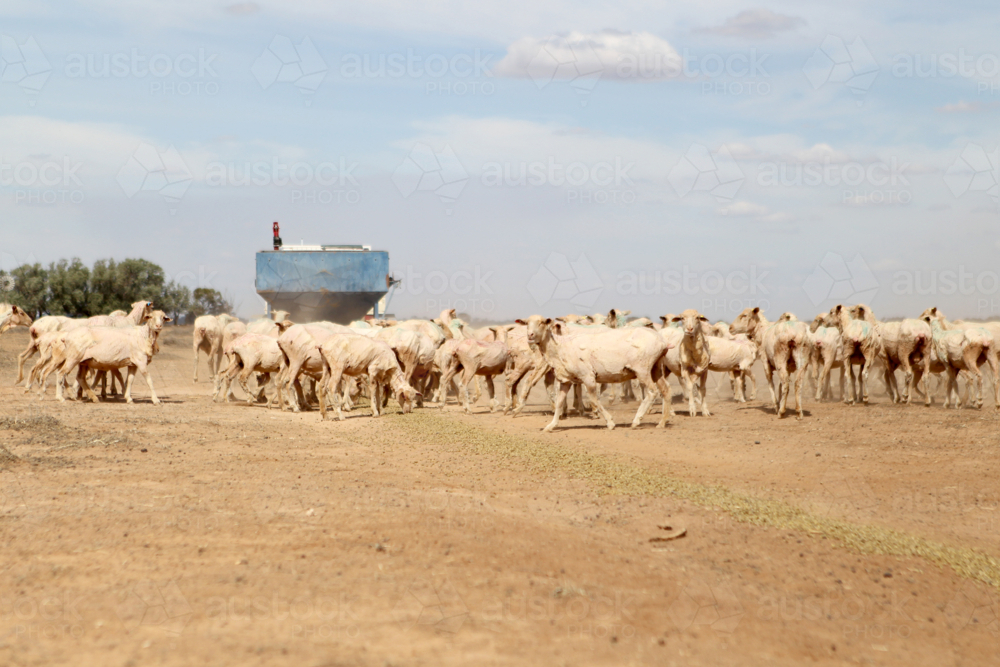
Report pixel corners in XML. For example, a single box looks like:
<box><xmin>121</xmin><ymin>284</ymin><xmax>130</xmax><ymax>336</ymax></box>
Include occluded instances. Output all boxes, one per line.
<box><xmin>1</xmin><ymin>0</ymin><xmax>999</xmax><ymax>322</ymax></box>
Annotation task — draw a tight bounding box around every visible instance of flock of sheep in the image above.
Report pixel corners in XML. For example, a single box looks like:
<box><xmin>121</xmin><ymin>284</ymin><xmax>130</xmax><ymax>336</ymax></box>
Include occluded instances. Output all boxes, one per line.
<box><xmin>2</xmin><ymin>300</ymin><xmax>996</xmax><ymax>431</ymax></box>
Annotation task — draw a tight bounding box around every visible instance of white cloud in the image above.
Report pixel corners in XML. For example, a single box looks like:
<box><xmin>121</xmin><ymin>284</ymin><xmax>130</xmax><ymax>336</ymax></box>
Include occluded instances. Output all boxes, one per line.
<box><xmin>224</xmin><ymin>2</ymin><xmax>259</xmax><ymax>15</ymax></box>
<box><xmin>936</xmin><ymin>101</ymin><xmax>995</xmax><ymax>113</ymax></box>
<box><xmin>494</xmin><ymin>31</ymin><xmax>682</xmax><ymax>83</ymax></box>
<box><xmin>787</xmin><ymin>143</ymin><xmax>853</xmax><ymax>164</ymax></box>
<box><xmin>393</xmin><ymin>116</ymin><xmax>680</xmax><ymax>182</ymax></box>
<box><xmin>697</xmin><ymin>9</ymin><xmax>806</xmax><ymax>40</ymax></box>
<box><xmin>0</xmin><ymin>116</ymin><xmax>148</xmax><ymax>183</ymax></box>
<box><xmin>0</xmin><ymin>116</ymin><xmax>326</xmax><ymax>198</ymax></box>
<box><xmin>716</xmin><ymin>201</ymin><xmax>768</xmax><ymax>216</ymax></box>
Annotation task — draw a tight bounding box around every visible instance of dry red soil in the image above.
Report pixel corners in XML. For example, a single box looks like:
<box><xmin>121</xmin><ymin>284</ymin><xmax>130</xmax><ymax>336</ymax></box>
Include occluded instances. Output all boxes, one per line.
<box><xmin>1</xmin><ymin>325</ymin><xmax>999</xmax><ymax>666</ymax></box>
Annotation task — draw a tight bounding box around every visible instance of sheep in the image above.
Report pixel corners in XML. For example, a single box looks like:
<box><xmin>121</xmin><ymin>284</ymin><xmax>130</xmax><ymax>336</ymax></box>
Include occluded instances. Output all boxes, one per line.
<box><xmin>317</xmin><ymin>335</ymin><xmax>420</xmax><ymax>421</ymax></box>
<box><xmin>519</xmin><ymin>315</ymin><xmax>673</xmax><ymax>432</ymax></box>
<box><xmin>730</xmin><ymin>307</ymin><xmax>810</xmax><ymax>418</ymax></box>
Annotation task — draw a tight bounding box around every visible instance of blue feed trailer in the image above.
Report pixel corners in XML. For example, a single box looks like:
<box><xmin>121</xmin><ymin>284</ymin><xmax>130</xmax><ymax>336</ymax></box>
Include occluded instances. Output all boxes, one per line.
<box><xmin>255</xmin><ymin>222</ymin><xmax>395</xmax><ymax>323</ymax></box>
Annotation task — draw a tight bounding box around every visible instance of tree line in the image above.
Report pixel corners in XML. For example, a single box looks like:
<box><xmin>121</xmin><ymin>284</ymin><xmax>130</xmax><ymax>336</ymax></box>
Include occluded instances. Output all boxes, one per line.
<box><xmin>0</xmin><ymin>258</ymin><xmax>233</xmax><ymax>324</ymax></box>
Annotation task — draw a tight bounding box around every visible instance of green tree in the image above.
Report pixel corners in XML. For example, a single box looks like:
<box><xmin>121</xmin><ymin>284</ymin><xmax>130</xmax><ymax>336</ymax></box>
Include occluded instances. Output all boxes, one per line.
<box><xmin>8</xmin><ymin>263</ymin><xmax>48</xmax><ymax>318</ymax></box>
<box><xmin>47</xmin><ymin>258</ymin><xmax>91</xmax><ymax>317</ymax></box>
<box><xmin>86</xmin><ymin>258</ymin><xmax>166</xmax><ymax>314</ymax></box>
<box><xmin>87</xmin><ymin>258</ymin><xmax>121</xmax><ymax>314</ymax></box>
<box><xmin>114</xmin><ymin>258</ymin><xmax>165</xmax><ymax>306</ymax></box>
<box><xmin>0</xmin><ymin>270</ymin><xmax>14</xmax><ymax>300</ymax></box>
<box><xmin>160</xmin><ymin>280</ymin><xmax>191</xmax><ymax>324</ymax></box>
<box><xmin>189</xmin><ymin>287</ymin><xmax>232</xmax><ymax>318</ymax></box>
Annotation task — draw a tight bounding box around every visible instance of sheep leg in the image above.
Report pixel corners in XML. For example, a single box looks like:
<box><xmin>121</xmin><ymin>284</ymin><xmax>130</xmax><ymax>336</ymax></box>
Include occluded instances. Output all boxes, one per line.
<box><xmin>16</xmin><ymin>339</ymin><xmax>37</xmax><ymax>385</ymax></box>
<box><xmin>960</xmin><ymin>347</ymin><xmax>984</xmax><ymax>408</ymax></box>
<box><xmin>192</xmin><ymin>339</ymin><xmax>201</xmax><ymax>383</ymax></box>
<box><xmin>485</xmin><ymin>375</ymin><xmax>499</xmax><ymax>413</ymax></box>
<box><xmin>912</xmin><ymin>360</ymin><xmax>930</xmax><ymax>406</ymax></box>
<box><xmin>55</xmin><ymin>360</ymin><xmax>71</xmax><ymax>402</ymax></box>
<box><xmin>459</xmin><ymin>366</ymin><xmax>477</xmax><ymax>414</ymax></box>
<box><xmin>321</xmin><ymin>367</ymin><xmax>343</xmax><ymax>421</ymax></box>
<box><xmin>816</xmin><ymin>356</ymin><xmax>834</xmax><ymax>401</ymax></box>
<box><xmin>256</xmin><ymin>372</ymin><xmax>270</xmax><ymax>403</ymax></box>
<box><xmin>972</xmin><ymin>366</ymin><xmax>984</xmax><ymax>410</ymax></box>
<box><xmin>78</xmin><ymin>364</ymin><xmax>100</xmax><ymax>403</ymax></box>
<box><xmin>898</xmin><ymin>354</ymin><xmax>913</xmax><ymax>404</ymax></box>
<box><xmin>318</xmin><ymin>366</ymin><xmax>330</xmax><ymax>419</ymax></box>
<box><xmin>239</xmin><ymin>366</ymin><xmax>259</xmax><ymax>406</ymax></box>
<box><xmin>284</xmin><ymin>359</ymin><xmax>305</xmax><ymax>412</ymax></box>
<box><xmin>126</xmin><ymin>359</ymin><xmax>159</xmax><ymax>405</ymax></box>
<box><xmin>503</xmin><ymin>363</ymin><xmax>528</xmax><ymax>415</ymax></box>
<box><xmin>369</xmin><ymin>375</ymin><xmax>382</xmax><ymax>417</ymax></box>
<box><xmin>655</xmin><ymin>373</ymin><xmax>674</xmax><ymax>428</ymax></box>
<box><xmin>656</xmin><ymin>362</ymin><xmax>677</xmax><ymax>418</ymax></box>
<box><xmin>776</xmin><ymin>363</ymin><xmax>790</xmax><ymax>418</ymax></box>
<box><xmin>843</xmin><ymin>349</ymin><xmax>857</xmax><ymax>405</ymax></box>
<box><xmin>762</xmin><ymin>360</ymin><xmax>778</xmax><ymax>411</ymax></box>
<box><xmin>25</xmin><ymin>353</ymin><xmax>48</xmax><ymax>393</ymax></box>
<box><xmin>226</xmin><ymin>362</ymin><xmax>240</xmax><ymax>402</ymax></box>
<box><xmin>574</xmin><ymin>384</ymin><xmax>590</xmax><ymax>417</ymax></box>
<box><xmin>210</xmin><ymin>340</ymin><xmax>222</xmax><ymax>381</ymax></box>
<box><xmin>542</xmin><ymin>382</ymin><xmax>570</xmax><ymax>433</ymax></box>
<box><xmin>215</xmin><ymin>355</ymin><xmax>237</xmax><ymax>402</ymax></box>
<box><xmin>697</xmin><ymin>370</ymin><xmax>711</xmax><ymax>416</ymax></box>
<box><xmin>882</xmin><ymin>361</ymin><xmax>898</xmax><ymax>403</ymax></box>
<box><xmin>731</xmin><ymin>371</ymin><xmax>745</xmax><ymax>403</ymax></box>
<box><xmin>341</xmin><ymin>378</ymin><xmax>353</xmax><ymax>411</ymax></box>
<box><xmin>986</xmin><ymin>350</ymin><xmax>1000</xmax><ymax>410</ymax></box>
<box><xmin>631</xmin><ymin>371</ymin><xmax>658</xmax><ymax>428</ymax></box>
<box><xmin>947</xmin><ymin>368</ymin><xmax>960</xmax><ymax>409</ymax></box>
<box><xmin>36</xmin><ymin>357</ymin><xmax>60</xmax><ymax>397</ymax></box>
<box><xmin>794</xmin><ymin>347</ymin><xmax>808</xmax><ymax>419</ymax></box>
<box><xmin>860</xmin><ymin>354</ymin><xmax>873</xmax><ymax>404</ymax></box>
<box><xmin>138</xmin><ymin>364</ymin><xmax>160</xmax><ymax>406</ymax></box>
<box><xmin>682</xmin><ymin>368</ymin><xmax>698</xmax><ymax>417</ymax></box>
<box><xmin>110</xmin><ymin>369</ymin><xmax>125</xmax><ymax>397</ymax></box>
<box><xmin>438</xmin><ymin>361</ymin><xmax>459</xmax><ymax>406</ymax></box>
<box><xmin>584</xmin><ymin>380</ymin><xmax>616</xmax><ymax>430</ymax></box>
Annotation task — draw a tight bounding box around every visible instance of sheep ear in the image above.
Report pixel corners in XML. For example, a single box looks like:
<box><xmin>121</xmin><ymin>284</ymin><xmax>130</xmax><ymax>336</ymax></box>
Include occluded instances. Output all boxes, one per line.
<box><xmin>752</xmin><ymin>307</ymin><xmax>760</xmax><ymax>314</ymax></box>
<box><xmin>659</xmin><ymin>316</ymin><xmax>668</xmax><ymax>322</ymax></box>
<box><xmin>543</xmin><ymin>318</ymin><xmax>552</xmax><ymax>325</ymax></box>
<box><xmin>671</xmin><ymin>316</ymin><xmax>682</xmax><ymax>322</ymax></box>
<box><xmin>164</xmin><ymin>316</ymin><xmax>173</xmax><ymax>322</ymax></box>
<box><xmin>699</xmin><ymin>316</ymin><xmax>709</xmax><ymax>322</ymax></box>
<box><xmin>515</xmin><ymin>319</ymin><xmax>526</xmax><ymax>325</ymax></box>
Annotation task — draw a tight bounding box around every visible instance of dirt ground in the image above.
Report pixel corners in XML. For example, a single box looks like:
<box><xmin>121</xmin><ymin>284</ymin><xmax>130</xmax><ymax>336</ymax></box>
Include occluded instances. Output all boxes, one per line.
<box><xmin>1</xmin><ymin>324</ymin><xmax>999</xmax><ymax>666</ymax></box>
